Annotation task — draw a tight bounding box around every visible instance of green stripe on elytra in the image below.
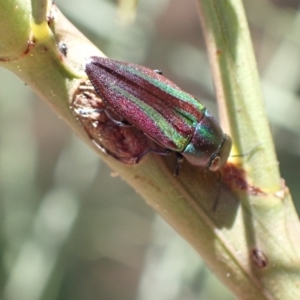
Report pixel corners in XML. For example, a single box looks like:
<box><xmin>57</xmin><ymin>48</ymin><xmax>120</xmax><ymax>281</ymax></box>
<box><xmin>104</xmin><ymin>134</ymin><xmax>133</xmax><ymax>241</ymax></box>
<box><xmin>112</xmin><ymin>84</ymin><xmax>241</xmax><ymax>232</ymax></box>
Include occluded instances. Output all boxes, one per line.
<box><xmin>112</xmin><ymin>85</ymin><xmax>188</xmax><ymax>150</ymax></box>
<box><xmin>126</xmin><ymin>67</ymin><xmax>205</xmax><ymax>112</ymax></box>
<box><xmin>175</xmin><ymin>108</ymin><xmax>198</xmax><ymax>126</ymax></box>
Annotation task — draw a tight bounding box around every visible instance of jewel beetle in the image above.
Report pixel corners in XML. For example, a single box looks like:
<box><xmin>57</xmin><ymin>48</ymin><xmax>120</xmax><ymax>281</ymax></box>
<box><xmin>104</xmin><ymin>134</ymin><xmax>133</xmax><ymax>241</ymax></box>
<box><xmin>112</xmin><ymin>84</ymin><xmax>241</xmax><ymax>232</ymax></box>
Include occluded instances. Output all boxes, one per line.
<box><xmin>85</xmin><ymin>56</ymin><xmax>232</xmax><ymax>174</ymax></box>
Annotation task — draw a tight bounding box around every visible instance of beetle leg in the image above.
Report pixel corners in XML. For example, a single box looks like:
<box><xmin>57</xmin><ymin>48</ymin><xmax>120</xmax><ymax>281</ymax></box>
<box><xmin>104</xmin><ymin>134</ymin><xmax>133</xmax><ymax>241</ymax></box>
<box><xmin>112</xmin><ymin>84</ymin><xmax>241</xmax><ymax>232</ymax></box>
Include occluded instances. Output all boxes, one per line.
<box><xmin>174</xmin><ymin>153</ymin><xmax>184</xmax><ymax>176</ymax></box>
<box><xmin>104</xmin><ymin>110</ymin><xmax>132</xmax><ymax>127</ymax></box>
<box><xmin>76</xmin><ymin>106</ymin><xmax>131</xmax><ymax>127</ymax></box>
<box><xmin>212</xmin><ymin>172</ymin><xmax>222</xmax><ymax>212</ymax></box>
<box><xmin>75</xmin><ymin>107</ymin><xmax>105</xmax><ymax>117</ymax></box>
<box><xmin>136</xmin><ymin>149</ymin><xmax>186</xmax><ymax>176</ymax></box>
<box><xmin>136</xmin><ymin>148</ymin><xmax>171</xmax><ymax>164</ymax></box>
<box><xmin>154</xmin><ymin>69</ymin><xmax>163</xmax><ymax>75</ymax></box>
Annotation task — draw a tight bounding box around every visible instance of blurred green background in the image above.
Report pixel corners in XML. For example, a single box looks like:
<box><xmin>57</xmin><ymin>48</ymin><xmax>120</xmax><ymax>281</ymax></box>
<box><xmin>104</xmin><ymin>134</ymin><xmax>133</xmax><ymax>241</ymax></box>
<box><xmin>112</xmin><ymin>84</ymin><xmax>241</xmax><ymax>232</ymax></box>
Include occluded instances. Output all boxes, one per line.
<box><xmin>0</xmin><ymin>0</ymin><xmax>300</xmax><ymax>299</ymax></box>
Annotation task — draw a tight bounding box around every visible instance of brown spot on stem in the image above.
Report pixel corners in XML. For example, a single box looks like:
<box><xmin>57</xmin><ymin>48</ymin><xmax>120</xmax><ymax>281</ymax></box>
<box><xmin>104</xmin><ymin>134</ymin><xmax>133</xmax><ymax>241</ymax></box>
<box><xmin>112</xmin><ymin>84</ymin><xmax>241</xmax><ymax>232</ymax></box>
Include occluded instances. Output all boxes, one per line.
<box><xmin>71</xmin><ymin>80</ymin><xmax>150</xmax><ymax>164</ymax></box>
<box><xmin>0</xmin><ymin>39</ymin><xmax>35</xmax><ymax>62</ymax></box>
<box><xmin>222</xmin><ymin>162</ymin><xmax>265</xmax><ymax>195</ymax></box>
<box><xmin>251</xmin><ymin>248</ymin><xmax>268</xmax><ymax>268</ymax></box>
<box><xmin>216</xmin><ymin>49</ymin><xmax>222</xmax><ymax>56</ymax></box>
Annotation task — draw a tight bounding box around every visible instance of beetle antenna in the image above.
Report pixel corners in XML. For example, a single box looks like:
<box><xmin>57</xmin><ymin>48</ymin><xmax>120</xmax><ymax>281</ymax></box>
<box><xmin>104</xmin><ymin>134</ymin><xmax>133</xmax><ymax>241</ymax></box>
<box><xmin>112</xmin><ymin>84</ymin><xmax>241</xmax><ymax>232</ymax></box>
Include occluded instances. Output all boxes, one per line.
<box><xmin>212</xmin><ymin>172</ymin><xmax>222</xmax><ymax>212</ymax></box>
<box><xmin>230</xmin><ymin>143</ymin><xmax>262</xmax><ymax>159</ymax></box>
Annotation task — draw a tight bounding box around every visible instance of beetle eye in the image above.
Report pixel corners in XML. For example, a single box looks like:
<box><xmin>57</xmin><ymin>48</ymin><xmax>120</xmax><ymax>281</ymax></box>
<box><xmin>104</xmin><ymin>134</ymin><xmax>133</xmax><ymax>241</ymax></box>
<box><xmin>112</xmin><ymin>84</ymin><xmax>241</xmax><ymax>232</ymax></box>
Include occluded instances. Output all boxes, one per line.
<box><xmin>208</xmin><ymin>156</ymin><xmax>221</xmax><ymax>171</ymax></box>
<box><xmin>208</xmin><ymin>134</ymin><xmax>232</xmax><ymax>171</ymax></box>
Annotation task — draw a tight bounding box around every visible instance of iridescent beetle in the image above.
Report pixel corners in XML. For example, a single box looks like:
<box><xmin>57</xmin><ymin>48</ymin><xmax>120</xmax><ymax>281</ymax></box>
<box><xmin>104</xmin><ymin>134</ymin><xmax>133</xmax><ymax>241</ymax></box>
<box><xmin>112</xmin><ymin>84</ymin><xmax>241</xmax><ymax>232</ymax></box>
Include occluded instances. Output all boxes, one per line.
<box><xmin>85</xmin><ymin>56</ymin><xmax>232</xmax><ymax>175</ymax></box>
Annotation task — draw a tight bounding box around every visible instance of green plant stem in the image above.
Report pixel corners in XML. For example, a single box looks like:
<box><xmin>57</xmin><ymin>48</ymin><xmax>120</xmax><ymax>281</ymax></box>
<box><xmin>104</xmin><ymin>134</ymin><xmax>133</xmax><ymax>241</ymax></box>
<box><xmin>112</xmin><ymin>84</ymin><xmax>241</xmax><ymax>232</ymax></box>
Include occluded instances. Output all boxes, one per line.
<box><xmin>197</xmin><ymin>0</ymin><xmax>279</xmax><ymax>191</ymax></box>
<box><xmin>196</xmin><ymin>0</ymin><xmax>300</xmax><ymax>298</ymax></box>
<box><xmin>0</xmin><ymin>0</ymin><xmax>300</xmax><ymax>299</ymax></box>
<box><xmin>31</xmin><ymin>0</ymin><xmax>49</xmax><ymax>24</ymax></box>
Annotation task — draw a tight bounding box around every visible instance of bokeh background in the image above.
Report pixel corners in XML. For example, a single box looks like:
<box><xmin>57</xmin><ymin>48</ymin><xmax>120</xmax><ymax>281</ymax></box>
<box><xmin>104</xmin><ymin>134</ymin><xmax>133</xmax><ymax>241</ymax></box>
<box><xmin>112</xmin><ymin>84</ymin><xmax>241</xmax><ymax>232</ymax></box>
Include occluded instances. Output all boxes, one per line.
<box><xmin>1</xmin><ymin>0</ymin><xmax>300</xmax><ymax>299</ymax></box>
